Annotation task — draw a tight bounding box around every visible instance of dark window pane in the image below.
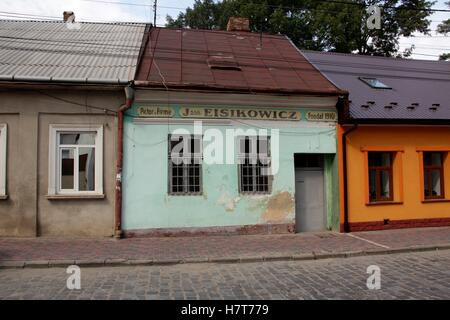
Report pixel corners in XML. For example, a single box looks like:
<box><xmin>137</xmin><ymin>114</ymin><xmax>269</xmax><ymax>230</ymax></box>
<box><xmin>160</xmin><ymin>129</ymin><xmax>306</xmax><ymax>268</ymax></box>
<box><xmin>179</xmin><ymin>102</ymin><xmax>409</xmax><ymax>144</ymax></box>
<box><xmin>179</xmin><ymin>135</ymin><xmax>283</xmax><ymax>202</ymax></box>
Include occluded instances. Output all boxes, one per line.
<box><xmin>424</xmin><ymin>152</ymin><xmax>442</xmax><ymax>166</ymax></box>
<box><xmin>424</xmin><ymin>153</ymin><xmax>431</xmax><ymax>166</ymax></box>
<box><xmin>61</xmin><ymin>149</ymin><xmax>74</xmax><ymax>189</ymax></box>
<box><xmin>294</xmin><ymin>154</ymin><xmax>323</xmax><ymax>168</ymax></box>
<box><xmin>60</xmin><ymin>133</ymin><xmax>96</xmax><ymax>145</ymax></box>
<box><xmin>369</xmin><ymin>152</ymin><xmax>391</xmax><ymax>167</ymax></box>
<box><xmin>424</xmin><ymin>171</ymin><xmax>430</xmax><ymax>197</ymax></box>
<box><xmin>369</xmin><ymin>169</ymin><xmax>377</xmax><ymax>201</ymax></box>
<box><xmin>78</xmin><ymin>147</ymin><xmax>95</xmax><ymax>191</ymax></box>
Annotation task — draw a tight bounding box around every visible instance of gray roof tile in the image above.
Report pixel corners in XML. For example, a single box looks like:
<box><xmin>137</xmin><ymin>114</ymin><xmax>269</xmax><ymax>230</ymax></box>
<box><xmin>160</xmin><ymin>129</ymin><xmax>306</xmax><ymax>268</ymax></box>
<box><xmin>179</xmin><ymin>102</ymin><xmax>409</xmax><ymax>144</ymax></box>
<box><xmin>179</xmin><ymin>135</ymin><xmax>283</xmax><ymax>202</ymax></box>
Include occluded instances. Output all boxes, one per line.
<box><xmin>303</xmin><ymin>50</ymin><xmax>450</xmax><ymax>121</ymax></box>
<box><xmin>0</xmin><ymin>20</ymin><xmax>147</xmax><ymax>83</ymax></box>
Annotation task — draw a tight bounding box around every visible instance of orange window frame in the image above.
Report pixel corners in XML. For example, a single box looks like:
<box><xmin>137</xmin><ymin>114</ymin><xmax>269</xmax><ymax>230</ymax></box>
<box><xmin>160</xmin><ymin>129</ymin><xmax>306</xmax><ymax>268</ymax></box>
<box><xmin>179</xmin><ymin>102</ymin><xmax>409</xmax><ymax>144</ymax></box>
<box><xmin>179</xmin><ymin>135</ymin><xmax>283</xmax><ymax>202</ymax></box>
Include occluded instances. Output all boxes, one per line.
<box><xmin>423</xmin><ymin>152</ymin><xmax>445</xmax><ymax>200</ymax></box>
<box><xmin>361</xmin><ymin>147</ymin><xmax>404</xmax><ymax>205</ymax></box>
<box><xmin>368</xmin><ymin>152</ymin><xmax>394</xmax><ymax>202</ymax></box>
<box><xmin>416</xmin><ymin>147</ymin><xmax>450</xmax><ymax>202</ymax></box>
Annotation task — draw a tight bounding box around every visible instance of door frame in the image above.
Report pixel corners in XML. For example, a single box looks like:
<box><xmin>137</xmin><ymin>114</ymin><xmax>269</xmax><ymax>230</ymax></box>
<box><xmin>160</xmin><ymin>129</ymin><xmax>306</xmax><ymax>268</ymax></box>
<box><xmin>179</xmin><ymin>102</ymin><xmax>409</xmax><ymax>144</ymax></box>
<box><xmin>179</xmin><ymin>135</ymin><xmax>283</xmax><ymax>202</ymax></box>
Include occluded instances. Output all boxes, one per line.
<box><xmin>294</xmin><ymin>154</ymin><xmax>327</xmax><ymax>233</ymax></box>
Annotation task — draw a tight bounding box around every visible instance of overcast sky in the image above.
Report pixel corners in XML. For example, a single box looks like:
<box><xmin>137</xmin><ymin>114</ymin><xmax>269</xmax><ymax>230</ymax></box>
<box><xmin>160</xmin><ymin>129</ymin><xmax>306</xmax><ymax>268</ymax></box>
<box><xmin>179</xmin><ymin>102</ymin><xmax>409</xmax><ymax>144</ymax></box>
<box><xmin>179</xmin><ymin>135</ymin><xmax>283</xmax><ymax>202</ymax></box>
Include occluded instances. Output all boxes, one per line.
<box><xmin>0</xmin><ymin>0</ymin><xmax>448</xmax><ymax>60</ymax></box>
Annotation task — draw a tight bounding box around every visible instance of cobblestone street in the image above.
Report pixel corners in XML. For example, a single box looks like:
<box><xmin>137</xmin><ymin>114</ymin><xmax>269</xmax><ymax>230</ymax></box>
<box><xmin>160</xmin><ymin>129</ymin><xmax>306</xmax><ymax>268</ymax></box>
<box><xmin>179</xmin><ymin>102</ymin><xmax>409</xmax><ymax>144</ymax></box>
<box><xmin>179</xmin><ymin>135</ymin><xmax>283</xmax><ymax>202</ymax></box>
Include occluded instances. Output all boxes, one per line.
<box><xmin>1</xmin><ymin>227</ymin><xmax>449</xmax><ymax>266</ymax></box>
<box><xmin>1</xmin><ymin>250</ymin><xmax>449</xmax><ymax>300</ymax></box>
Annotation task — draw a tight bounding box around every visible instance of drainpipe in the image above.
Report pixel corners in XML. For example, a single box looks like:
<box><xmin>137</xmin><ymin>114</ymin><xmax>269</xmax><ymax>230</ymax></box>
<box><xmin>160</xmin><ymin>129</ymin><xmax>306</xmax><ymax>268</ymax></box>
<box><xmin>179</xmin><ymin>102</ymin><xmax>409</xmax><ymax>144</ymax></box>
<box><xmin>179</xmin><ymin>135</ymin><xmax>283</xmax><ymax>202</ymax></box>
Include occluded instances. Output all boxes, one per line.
<box><xmin>114</xmin><ymin>85</ymin><xmax>135</xmax><ymax>239</ymax></box>
<box><xmin>342</xmin><ymin>122</ymin><xmax>358</xmax><ymax>233</ymax></box>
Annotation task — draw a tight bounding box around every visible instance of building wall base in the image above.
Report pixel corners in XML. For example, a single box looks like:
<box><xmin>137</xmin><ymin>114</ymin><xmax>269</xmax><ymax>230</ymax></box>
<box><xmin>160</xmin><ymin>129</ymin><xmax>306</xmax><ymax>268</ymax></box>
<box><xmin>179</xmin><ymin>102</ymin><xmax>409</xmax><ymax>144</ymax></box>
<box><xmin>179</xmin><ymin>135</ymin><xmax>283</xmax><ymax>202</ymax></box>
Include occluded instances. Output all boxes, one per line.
<box><xmin>123</xmin><ymin>223</ymin><xmax>295</xmax><ymax>238</ymax></box>
<box><xmin>341</xmin><ymin>217</ymin><xmax>450</xmax><ymax>232</ymax></box>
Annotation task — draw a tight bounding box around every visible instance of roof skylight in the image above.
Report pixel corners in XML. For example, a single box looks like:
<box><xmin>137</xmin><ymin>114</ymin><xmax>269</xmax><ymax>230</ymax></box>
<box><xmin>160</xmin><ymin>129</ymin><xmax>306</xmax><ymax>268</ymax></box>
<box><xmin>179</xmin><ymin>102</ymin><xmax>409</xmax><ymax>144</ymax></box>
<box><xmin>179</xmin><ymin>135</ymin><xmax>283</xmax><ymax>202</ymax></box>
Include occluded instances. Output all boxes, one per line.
<box><xmin>207</xmin><ymin>55</ymin><xmax>241</xmax><ymax>71</ymax></box>
<box><xmin>359</xmin><ymin>77</ymin><xmax>391</xmax><ymax>89</ymax></box>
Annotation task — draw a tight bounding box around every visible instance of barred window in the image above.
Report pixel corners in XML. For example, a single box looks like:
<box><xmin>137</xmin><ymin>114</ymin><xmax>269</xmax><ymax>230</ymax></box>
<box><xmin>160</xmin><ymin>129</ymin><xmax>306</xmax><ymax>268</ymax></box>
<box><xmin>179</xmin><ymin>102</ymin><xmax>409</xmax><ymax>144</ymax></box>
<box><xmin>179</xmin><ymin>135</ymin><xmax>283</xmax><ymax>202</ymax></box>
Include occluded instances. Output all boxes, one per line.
<box><xmin>168</xmin><ymin>134</ymin><xmax>202</xmax><ymax>195</ymax></box>
<box><xmin>238</xmin><ymin>136</ymin><xmax>271</xmax><ymax>194</ymax></box>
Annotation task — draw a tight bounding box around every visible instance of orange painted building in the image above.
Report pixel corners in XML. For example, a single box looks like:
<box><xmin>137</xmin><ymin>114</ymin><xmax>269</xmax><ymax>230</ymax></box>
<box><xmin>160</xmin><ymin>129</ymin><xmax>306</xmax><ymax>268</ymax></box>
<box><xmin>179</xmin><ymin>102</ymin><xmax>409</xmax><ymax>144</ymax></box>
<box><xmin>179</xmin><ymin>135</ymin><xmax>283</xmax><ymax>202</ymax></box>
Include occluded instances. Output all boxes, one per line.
<box><xmin>339</xmin><ymin>125</ymin><xmax>450</xmax><ymax>231</ymax></box>
<box><xmin>304</xmin><ymin>51</ymin><xmax>450</xmax><ymax>231</ymax></box>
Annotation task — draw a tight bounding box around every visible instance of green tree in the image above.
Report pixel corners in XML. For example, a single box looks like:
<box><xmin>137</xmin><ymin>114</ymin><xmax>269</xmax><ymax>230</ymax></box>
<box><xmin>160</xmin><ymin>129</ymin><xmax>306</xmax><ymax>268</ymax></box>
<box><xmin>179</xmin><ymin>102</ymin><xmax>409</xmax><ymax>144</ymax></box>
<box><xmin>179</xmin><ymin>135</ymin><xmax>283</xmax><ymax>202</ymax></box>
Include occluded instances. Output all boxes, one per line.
<box><xmin>437</xmin><ymin>1</ymin><xmax>450</xmax><ymax>60</ymax></box>
<box><xmin>439</xmin><ymin>52</ymin><xmax>450</xmax><ymax>60</ymax></box>
<box><xmin>437</xmin><ymin>1</ymin><xmax>450</xmax><ymax>34</ymax></box>
<box><xmin>166</xmin><ymin>0</ymin><xmax>435</xmax><ymax>57</ymax></box>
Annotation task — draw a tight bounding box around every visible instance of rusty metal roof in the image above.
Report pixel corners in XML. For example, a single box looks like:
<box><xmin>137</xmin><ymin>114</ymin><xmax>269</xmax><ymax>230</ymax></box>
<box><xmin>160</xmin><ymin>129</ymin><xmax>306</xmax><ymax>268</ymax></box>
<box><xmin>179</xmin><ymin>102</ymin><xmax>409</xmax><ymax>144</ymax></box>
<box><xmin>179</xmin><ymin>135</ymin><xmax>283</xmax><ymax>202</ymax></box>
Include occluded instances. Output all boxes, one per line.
<box><xmin>0</xmin><ymin>20</ymin><xmax>147</xmax><ymax>84</ymax></box>
<box><xmin>135</xmin><ymin>27</ymin><xmax>342</xmax><ymax>95</ymax></box>
<box><xmin>303</xmin><ymin>50</ymin><xmax>450</xmax><ymax>122</ymax></box>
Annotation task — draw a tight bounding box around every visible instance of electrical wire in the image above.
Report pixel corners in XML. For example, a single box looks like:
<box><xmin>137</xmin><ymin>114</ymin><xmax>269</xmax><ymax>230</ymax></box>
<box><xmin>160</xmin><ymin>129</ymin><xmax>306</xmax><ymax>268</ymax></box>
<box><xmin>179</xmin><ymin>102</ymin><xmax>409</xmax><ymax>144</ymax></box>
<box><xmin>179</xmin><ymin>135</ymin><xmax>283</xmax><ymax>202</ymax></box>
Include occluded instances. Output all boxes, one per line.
<box><xmin>0</xmin><ymin>1</ymin><xmax>448</xmax><ymax>24</ymax></box>
<box><xmin>0</xmin><ymin>33</ymin><xmax>448</xmax><ymax>72</ymax></box>
<box><xmin>33</xmin><ymin>90</ymin><xmax>119</xmax><ymax>115</ymax></box>
<box><xmin>232</xmin><ymin>118</ymin><xmax>336</xmax><ymax>136</ymax></box>
<box><xmin>79</xmin><ymin>0</ymin><xmax>450</xmax><ymax>13</ymax></box>
<box><xmin>0</xmin><ymin>0</ymin><xmax>438</xmax><ymax>25</ymax></box>
<box><xmin>0</xmin><ymin>10</ymin><xmax>148</xmax><ymax>24</ymax></box>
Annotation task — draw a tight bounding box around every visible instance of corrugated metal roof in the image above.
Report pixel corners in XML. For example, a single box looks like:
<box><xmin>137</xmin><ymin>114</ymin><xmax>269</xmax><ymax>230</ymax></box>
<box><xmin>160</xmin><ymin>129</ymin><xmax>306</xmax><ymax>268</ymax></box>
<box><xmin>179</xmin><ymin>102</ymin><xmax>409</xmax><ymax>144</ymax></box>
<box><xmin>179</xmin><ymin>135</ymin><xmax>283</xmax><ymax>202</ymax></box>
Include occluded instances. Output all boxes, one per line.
<box><xmin>135</xmin><ymin>28</ymin><xmax>343</xmax><ymax>95</ymax></box>
<box><xmin>303</xmin><ymin>50</ymin><xmax>450</xmax><ymax>121</ymax></box>
<box><xmin>0</xmin><ymin>20</ymin><xmax>147</xmax><ymax>83</ymax></box>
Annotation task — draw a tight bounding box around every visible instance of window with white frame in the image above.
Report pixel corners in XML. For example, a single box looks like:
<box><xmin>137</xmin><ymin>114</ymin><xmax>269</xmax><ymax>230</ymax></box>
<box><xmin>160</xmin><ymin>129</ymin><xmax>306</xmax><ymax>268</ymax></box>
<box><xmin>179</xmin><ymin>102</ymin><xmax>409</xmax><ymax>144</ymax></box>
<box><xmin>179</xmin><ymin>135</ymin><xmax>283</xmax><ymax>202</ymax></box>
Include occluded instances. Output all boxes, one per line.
<box><xmin>48</xmin><ymin>125</ymin><xmax>103</xmax><ymax>195</ymax></box>
<box><xmin>0</xmin><ymin>124</ymin><xmax>7</xmax><ymax>197</ymax></box>
<box><xmin>238</xmin><ymin>136</ymin><xmax>272</xmax><ymax>194</ymax></box>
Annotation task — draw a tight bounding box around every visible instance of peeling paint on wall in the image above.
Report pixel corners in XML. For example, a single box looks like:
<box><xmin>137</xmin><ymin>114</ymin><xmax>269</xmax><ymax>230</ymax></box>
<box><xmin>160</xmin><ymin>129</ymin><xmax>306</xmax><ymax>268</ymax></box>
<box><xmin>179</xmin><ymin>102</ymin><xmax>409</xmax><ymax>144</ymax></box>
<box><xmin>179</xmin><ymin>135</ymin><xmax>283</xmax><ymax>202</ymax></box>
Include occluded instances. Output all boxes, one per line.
<box><xmin>245</xmin><ymin>195</ymin><xmax>269</xmax><ymax>212</ymax></box>
<box><xmin>122</xmin><ymin>102</ymin><xmax>338</xmax><ymax>231</ymax></box>
<box><xmin>217</xmin><ymin>192</ymin><xmax>241</xmax><ymax>212</ymax></box>
<box><xmin>262</xmin><ymin>191</ymin><xmax>295</xmax><ymax>223</ymax></box>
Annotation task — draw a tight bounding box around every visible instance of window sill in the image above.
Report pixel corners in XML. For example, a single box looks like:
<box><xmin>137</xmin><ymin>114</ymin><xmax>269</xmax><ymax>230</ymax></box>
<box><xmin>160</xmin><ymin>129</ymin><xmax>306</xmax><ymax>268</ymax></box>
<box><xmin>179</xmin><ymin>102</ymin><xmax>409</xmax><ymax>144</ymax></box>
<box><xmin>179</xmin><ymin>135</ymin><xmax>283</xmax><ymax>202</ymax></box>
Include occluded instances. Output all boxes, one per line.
<box><xmin>366</xmin><ymin>201</ymin><xmax>403</xmax><ymax>206</ymax></box>
<box><xmin>422</xmin><ymin>199</ymin><xmax>450</xmax><ymax>203</ymax></box>
<box><xmin>46</xmin><ymin>194</ymin><xmax>105</xmax><ymax>200</ymax></box>
<box><xmin>0</xmin><ymin>195</ymin><xmax>8</xmax><ymax>200</ymax></box>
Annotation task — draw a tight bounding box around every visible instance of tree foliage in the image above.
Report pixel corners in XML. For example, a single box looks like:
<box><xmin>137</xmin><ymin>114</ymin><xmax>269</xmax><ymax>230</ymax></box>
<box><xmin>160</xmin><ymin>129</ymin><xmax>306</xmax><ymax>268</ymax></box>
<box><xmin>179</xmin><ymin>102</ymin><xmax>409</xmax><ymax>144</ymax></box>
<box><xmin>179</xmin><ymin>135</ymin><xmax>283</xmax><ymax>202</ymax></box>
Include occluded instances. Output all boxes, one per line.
<box><xmin>439</xmin><ymin>52</ymin><xmax>450</xmax><ymax>60</ymax></box>
<box><xmin>166</xmin><ymin>0</ymin><xmax>435</xmax><ymax>57</ymax></box>
<box><xmin>437</xmin><ymin>1</ymin><xmax>450</xmax><ymax>34</ymax></box>
<box><xmin>437</xmin><ymin>1</ymin><xmax>450</xmax><ymax>60</ymax></box>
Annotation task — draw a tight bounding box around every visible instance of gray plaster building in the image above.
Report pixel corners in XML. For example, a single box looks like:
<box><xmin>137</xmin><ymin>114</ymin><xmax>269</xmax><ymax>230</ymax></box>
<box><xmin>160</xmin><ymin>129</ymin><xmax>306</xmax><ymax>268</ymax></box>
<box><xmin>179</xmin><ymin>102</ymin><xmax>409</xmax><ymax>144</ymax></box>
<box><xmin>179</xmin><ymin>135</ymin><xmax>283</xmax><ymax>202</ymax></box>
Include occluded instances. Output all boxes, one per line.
<box><xmin>0</xmin><ymin>19</ymin><xmax>147</xmax><ymax>237</ymax></box>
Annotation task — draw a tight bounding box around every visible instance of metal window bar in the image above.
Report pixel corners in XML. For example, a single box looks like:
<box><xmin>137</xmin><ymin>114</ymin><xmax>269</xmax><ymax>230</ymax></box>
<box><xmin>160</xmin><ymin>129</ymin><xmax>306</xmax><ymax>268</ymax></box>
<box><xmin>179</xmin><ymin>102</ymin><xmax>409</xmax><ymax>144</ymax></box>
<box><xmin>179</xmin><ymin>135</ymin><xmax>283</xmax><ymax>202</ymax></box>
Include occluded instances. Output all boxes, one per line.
<box><xmin>168</xmin><ymin>134</ymin><xmax>202</xmax><ymax>195</ymax></box>
<box><xmin>238</xmin><ymin>136</ymin><xmax>272</xmax><ymax>194</ymax></box>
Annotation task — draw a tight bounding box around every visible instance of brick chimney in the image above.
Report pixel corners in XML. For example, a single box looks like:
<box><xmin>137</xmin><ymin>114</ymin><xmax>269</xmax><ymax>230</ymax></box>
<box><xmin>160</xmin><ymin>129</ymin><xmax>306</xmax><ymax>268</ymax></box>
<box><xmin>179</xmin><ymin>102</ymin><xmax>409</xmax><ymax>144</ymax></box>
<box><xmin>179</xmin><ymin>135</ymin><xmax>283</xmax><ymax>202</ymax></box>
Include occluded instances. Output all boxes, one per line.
<box><xmin>63</xmin><ymin>11</ymin><xmax>75</xmax><ymax>22</ymax></box>
<box><xmin>226</xmin><ymin>17</ymin><xmax>250</xmax><ymax>32</ymax></box>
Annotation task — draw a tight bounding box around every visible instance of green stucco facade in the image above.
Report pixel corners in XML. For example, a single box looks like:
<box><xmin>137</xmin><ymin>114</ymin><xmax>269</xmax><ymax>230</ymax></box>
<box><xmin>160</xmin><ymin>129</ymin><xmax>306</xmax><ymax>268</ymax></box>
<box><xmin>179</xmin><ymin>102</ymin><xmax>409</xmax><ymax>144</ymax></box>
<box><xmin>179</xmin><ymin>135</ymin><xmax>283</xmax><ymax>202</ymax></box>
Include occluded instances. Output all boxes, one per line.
<box><xmin>122</xmin><ymin>100</ymin><xmax>340</xmax><ymax>233</ymax></box>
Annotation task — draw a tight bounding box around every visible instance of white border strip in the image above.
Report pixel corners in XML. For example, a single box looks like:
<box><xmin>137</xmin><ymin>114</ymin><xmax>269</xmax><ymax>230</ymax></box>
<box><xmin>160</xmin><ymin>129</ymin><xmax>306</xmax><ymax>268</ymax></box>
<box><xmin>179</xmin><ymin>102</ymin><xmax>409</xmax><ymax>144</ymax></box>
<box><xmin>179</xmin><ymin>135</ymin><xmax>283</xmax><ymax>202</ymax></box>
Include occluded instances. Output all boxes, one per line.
<box><xmin>346</xmin><ymin>233</ymin><xmax>390</xmax><ymax>249</ymax></box>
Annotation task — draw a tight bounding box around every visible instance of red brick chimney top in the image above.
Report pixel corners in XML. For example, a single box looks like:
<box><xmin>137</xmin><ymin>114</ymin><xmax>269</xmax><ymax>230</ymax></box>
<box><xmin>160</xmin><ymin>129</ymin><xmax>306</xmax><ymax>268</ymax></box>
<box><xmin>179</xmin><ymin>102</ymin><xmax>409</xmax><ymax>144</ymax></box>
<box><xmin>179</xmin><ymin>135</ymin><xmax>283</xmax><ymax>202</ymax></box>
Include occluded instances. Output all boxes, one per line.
<box><xmin>226</xmin><ymin>17</ymin><xmax>250</xmax><ymax>32</ymax></box>
<box><xmin>63</xmin><ymin>11</ymin><xmax>75</xmax><ymax>22</ymax></box>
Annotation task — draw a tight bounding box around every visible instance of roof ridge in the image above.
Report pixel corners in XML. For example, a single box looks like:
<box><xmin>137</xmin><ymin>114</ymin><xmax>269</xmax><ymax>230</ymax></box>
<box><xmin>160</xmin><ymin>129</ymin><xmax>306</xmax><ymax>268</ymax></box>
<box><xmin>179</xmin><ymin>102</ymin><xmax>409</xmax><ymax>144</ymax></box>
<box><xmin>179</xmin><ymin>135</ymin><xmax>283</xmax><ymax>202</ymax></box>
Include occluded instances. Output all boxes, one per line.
<box><xmin>0</xmin><ymin>19</ymin><xmax>148</xmax><ymax>26</ymax></box>
<box><xmin>155</xmin><ymin>26</ymin><xmax>287</xmax><ymax>39</ymax></box>
<box><xmin>302</xmin><ymin>49</ymin><xmax>450</xmax><ymax>64</ymax></box>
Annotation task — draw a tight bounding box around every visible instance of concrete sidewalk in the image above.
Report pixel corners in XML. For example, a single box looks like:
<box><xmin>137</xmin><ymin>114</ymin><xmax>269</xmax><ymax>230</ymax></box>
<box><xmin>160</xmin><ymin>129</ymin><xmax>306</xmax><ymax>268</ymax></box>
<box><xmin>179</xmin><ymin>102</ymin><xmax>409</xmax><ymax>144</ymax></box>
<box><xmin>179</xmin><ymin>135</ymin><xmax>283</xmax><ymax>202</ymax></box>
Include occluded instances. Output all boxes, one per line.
<box><xmin>0</xmin><ymin>227</ymin><xmax>449</xmax><ymax>268</ymax></box>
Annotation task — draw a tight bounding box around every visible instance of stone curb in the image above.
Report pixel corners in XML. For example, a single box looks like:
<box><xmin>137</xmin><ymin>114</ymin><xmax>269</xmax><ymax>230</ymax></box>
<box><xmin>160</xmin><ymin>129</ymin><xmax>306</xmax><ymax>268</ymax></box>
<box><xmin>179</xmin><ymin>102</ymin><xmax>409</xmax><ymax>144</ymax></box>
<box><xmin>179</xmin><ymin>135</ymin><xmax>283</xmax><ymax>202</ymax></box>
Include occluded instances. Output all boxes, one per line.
<box><xmin>1</xmin><ymin>244</ymin><xmax>449</xmax><ymax>269</ymax></box>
